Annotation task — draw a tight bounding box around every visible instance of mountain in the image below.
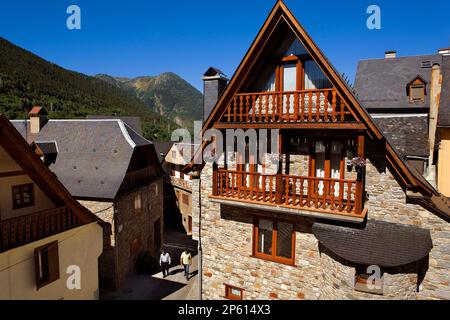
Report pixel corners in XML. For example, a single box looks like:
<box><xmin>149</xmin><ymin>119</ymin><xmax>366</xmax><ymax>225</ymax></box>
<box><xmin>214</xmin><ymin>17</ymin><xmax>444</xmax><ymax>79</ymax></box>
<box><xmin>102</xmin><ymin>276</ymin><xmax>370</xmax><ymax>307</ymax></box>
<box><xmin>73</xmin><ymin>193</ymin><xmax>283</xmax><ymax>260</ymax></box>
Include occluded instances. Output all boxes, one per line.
<box><xmin>0</xmin><ymin>37</ymin><xmax>177</xmax><ymax>141</ymax></box>
<box><xmin>95</xmin><ymin>73</ymin><xmax>203</xmax><ymax>130</ymax></box>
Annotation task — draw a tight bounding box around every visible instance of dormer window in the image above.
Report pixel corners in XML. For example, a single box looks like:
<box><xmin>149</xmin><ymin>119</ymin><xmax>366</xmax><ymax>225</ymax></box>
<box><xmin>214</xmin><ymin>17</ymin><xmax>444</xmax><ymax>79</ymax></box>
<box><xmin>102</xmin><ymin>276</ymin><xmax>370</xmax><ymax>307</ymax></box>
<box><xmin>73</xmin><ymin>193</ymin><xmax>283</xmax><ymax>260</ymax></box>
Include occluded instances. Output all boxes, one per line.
<box><xmin>406</xmin><ymin>75</ymin><xmax>427</xmax><ymax>103</ymax></box>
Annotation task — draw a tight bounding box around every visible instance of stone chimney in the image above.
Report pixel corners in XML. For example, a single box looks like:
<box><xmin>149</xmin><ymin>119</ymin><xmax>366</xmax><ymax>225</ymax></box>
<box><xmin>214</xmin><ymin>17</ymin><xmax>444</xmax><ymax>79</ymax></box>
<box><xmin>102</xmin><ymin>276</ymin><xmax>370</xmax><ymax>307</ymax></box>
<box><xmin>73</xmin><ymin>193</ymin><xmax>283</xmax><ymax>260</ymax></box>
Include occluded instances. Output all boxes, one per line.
<box><xmin>29</xmin><ymin>106</ymin><xmax>48</xmax><ymax>134</ymax></box>
<box><xmin>202</xmin><ymin>67</ymin><xmax>228</xmax><ymax>123</ymax></box>
<box><xmin>385</xmin><ymin>50</ymin><xmax>397</xmax><ymax>59</ymax></box>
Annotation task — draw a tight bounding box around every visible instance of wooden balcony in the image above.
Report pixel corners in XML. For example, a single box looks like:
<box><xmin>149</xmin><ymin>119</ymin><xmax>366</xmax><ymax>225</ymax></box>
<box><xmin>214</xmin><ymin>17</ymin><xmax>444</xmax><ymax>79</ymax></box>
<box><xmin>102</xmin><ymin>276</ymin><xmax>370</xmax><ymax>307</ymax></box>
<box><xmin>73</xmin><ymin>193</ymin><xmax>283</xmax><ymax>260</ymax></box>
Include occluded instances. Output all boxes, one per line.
<box><xmin>211</xmin><ymin>169</ymin><xmax>365</xmax><ymax>219</ymax></box>
<box><xmin>221</xmin><ymin>88</ymin><xmax>354</xmax><ymax>125</ymax></box>
<box><xmin>0</xmin><ymin>206</ymin><xmax>81</xmax><ymax>253</ymax></box>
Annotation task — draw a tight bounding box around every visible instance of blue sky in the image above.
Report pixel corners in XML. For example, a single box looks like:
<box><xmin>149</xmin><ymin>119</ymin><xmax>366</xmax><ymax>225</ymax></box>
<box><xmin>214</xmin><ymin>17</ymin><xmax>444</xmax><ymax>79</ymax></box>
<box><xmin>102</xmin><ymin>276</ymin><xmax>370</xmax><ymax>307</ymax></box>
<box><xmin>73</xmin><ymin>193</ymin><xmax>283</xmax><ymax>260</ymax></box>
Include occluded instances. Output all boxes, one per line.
<box><xmin>0</xmin><ymin>0</ymin><xmax>449</xmax><ymax>91</ymax></box>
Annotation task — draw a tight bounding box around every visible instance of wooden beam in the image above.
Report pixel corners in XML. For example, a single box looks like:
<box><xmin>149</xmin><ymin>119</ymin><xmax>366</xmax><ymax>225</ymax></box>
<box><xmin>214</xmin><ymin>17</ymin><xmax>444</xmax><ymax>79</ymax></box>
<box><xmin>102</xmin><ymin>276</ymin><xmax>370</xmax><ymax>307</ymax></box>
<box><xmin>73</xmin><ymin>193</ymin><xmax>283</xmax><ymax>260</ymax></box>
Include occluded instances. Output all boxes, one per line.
<box><xmin>0</xmin><ymin>170</ymin><xmax>26</xmax><ymax>178</ymax></box>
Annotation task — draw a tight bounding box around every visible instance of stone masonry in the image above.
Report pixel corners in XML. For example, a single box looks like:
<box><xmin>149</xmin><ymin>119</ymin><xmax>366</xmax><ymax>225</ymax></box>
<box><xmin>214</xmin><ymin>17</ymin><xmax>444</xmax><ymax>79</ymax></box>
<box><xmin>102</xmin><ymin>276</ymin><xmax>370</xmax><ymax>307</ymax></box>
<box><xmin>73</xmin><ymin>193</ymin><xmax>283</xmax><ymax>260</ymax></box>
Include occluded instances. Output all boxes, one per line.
<box><xmin>194</xmin><ymin>144</ymin><xmax>450</xmax><ymax>300</ymax></box>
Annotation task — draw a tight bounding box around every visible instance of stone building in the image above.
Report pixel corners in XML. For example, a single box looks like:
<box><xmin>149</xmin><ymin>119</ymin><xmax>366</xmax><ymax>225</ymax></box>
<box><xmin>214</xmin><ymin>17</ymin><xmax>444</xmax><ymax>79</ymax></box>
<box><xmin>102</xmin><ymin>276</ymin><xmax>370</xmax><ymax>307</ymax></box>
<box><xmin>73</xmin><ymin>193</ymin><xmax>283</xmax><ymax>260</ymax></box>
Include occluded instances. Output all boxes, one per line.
<box><xmin>185</xmin><ymin>1</ymin><xmax>450</xmax><ymax>300</ymax></box>
<box><xmin>0</xmin><ymin>114</ymin><xmax>103</xmax><ymax>299</ymax></box>
<box><xmin>354</xmin><ymin>47</ymin><xmax>450</xmax><ymax>192</ymax></box>
<box><xmin>12</xmin><ymin>110</ymin><xmax>164</xmax><ymax>289</ymax></box>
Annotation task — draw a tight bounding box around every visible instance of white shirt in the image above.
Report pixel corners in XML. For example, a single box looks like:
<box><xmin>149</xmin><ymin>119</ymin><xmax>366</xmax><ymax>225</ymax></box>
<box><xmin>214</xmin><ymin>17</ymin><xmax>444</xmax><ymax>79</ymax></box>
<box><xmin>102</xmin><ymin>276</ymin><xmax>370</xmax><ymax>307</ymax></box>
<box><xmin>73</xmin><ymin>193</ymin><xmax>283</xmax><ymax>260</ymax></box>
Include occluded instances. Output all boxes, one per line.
<box><xmin>160</xmin><ymin>252</ymin><xmax>171</xmax><ymax>265</ymax></box>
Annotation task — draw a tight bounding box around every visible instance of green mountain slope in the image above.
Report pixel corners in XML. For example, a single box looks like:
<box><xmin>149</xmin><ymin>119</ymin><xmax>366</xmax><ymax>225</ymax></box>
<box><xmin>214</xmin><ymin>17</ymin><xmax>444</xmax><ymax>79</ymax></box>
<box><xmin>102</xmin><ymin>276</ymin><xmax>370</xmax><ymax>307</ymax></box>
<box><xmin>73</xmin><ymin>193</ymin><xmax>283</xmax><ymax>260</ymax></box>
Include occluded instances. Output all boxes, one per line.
<box><xmin>95</xmin><ymin>73</ymin><xmax>203</xmax><ymax>130</ymax></box>
<box><xmin>0</xmin><ymin>37</ymin><xmax>177</xmax><ymax>141</ymax></box>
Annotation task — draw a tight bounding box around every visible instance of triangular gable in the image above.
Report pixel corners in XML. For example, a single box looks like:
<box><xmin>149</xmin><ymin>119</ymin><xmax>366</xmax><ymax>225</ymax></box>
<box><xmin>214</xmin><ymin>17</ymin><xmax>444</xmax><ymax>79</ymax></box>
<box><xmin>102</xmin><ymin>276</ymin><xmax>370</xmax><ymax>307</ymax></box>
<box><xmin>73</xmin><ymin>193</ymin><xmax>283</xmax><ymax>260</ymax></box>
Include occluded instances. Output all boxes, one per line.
<box><xmin>188</xmin><ymin>0</ymin><xmax>437</xmax><ymax>200</ymax></box>
<box><xmin>0</xmin><ymin>114</ymin><xmax>98</xmax><ymax>224</ymax></box>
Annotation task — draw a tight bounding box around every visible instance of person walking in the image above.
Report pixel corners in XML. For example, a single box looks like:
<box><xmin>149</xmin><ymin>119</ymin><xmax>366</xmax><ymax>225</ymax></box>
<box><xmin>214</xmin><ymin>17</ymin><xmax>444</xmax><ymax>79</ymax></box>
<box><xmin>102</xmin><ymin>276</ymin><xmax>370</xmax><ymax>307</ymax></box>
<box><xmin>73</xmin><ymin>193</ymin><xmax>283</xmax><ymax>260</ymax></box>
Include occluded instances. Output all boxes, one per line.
<box><xmin>180</xmin><ymin>249</ymin><xmax>192</xmax><ymax>281</ymax></box>
<box><xmin>159</xmin><ymin>249</ymin><xmax>171</xmax><ymax>278</ymax></box>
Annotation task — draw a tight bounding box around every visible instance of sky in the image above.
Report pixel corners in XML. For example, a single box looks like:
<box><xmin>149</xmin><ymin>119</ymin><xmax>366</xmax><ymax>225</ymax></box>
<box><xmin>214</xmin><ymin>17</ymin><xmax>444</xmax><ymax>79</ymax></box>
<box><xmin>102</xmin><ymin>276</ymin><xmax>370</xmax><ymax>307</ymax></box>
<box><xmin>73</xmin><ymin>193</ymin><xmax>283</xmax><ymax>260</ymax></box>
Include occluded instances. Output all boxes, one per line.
<box><xmin>0</xmin><ymin>0</ymin><xmax>449</xmax><ymax>91</ymax></box>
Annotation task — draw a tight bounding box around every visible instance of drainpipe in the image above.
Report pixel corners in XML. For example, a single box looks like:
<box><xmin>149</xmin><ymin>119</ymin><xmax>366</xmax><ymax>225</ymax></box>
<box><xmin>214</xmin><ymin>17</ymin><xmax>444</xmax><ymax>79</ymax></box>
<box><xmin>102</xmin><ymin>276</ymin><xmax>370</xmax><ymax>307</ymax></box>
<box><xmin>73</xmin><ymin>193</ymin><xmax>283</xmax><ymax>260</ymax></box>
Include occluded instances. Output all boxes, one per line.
<box><xmin>196</xmin><ymin>171</ymin><xmax>203</xmax><ymax>300</ymax></box>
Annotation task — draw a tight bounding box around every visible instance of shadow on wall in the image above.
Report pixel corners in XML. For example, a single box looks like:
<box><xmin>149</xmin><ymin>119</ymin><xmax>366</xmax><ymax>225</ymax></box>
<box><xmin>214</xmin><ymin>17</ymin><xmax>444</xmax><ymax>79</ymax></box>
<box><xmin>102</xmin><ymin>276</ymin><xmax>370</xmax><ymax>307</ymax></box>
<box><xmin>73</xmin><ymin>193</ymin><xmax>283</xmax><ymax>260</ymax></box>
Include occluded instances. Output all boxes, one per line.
<box><xmin>318</xmin><ymin>244</ymin><xmax>430</xmax><ymax>292</ymax></box>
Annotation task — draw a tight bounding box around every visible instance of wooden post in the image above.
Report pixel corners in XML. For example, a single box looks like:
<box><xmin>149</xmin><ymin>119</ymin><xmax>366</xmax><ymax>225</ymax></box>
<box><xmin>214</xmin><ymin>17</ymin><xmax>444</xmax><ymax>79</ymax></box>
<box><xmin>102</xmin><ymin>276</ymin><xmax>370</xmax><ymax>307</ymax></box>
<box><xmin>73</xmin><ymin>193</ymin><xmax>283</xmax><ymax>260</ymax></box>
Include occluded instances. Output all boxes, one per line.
<box><xmin>355</xmin><ymin>135</ymin><xmax>365</xmax><ymax>215</ymax></box>
<box><xmin>212</xmin><ymin>162</ymin><xmax>218</xmax><ymax>196</ymax></box>
<box><xmin>275</xmin><ymin>131</ymin><xmax>283</xmax><ymax>204</ymax></box>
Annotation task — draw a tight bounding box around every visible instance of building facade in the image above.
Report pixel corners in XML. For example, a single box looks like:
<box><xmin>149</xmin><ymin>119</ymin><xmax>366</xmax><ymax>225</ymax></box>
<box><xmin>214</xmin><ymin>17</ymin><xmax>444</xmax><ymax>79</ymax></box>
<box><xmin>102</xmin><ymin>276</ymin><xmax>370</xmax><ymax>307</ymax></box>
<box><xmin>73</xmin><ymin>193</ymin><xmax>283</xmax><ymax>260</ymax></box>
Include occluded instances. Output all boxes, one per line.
<box><xmin>188</xmin><ymin>1</ymin><xmax>450</xmax><ymax>300</ymax></box>
<box><xmin>0</xmin><ymin>114</ymin><xmax>103</xmax><ymax>299</ymax></box>
<box><xmin>12</xmin><ymin>111</ymin><xmax>164</xmax><ymax>290</ymax></box>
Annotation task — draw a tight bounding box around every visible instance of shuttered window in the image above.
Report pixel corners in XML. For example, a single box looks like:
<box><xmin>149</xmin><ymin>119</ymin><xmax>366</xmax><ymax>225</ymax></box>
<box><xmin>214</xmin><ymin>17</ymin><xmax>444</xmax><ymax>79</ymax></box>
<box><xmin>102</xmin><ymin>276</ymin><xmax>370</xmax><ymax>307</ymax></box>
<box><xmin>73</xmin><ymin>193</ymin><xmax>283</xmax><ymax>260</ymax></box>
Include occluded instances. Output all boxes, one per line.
<box><xmin>34</xmin><ymin>241</ymin><xmax>60</xmax><ymax>290</ymax></box>
<box><xmin>410</xmin><ymin>84</ymin><xmax>425</xmax><ymax>102</ymax></box>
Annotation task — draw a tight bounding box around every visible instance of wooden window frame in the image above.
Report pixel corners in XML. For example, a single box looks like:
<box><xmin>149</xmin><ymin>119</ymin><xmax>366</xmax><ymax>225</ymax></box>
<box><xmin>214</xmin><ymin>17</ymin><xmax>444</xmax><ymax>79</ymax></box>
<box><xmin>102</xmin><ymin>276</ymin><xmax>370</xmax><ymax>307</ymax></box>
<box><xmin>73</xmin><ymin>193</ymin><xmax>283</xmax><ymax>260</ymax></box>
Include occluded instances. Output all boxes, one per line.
<box><xmin>34</xmin><ymin>241</ymin><xmax>60</xmax><ymax>290</ymax></box>
<box><xmin>224</xmin><ymin>284</ymin><xmax>244</xmax><ymax>300</ymax></box>
<box><xmin>12</xmin><ymin>183</ymin><xmax>35</xmax><ymax>210</ymax></box>
<box><xmin>252</xmin><ymin>216</ymin><xmax>296</xmax><ymax>265</ymax></box>
<box><xmin>182</xmin><ymin>193</ymin><xmax>190</xmax><ymax>206</ymax></box>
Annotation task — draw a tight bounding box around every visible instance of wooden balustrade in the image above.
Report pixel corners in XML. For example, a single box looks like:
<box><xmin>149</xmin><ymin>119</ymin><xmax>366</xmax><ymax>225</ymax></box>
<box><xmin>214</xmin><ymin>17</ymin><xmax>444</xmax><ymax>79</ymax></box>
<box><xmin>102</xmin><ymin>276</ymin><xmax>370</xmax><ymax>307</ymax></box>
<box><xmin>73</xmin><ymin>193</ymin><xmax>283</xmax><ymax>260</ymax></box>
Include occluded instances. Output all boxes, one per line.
<box><xmin>224</xmin><ymin>88</ymin><xmax>351</xmax><ymax>123</ymax></box>
<box><xmin>213</xmin><ymin>169</ymin><xmax>361</xmax><ymax>216</ymax></box>
<box><xmin>0</xmin><ymin>206</ymin><xmax>81</xmax><ymax>252</ymax></box>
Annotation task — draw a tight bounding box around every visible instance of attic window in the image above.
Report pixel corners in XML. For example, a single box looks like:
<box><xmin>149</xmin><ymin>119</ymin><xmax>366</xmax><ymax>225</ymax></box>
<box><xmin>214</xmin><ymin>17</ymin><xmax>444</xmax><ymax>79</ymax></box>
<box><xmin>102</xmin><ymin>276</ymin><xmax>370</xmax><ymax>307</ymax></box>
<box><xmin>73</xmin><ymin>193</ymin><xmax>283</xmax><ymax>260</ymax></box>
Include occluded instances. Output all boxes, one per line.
<box><xmin>410</xmin><ymin>84</ymin><xmax>425</xmax><ymax>102</ymax></box>
<box><xmin>407</xmin><ymin>76</ymin><xmax>427</xmax><ymax>103</ymax></box>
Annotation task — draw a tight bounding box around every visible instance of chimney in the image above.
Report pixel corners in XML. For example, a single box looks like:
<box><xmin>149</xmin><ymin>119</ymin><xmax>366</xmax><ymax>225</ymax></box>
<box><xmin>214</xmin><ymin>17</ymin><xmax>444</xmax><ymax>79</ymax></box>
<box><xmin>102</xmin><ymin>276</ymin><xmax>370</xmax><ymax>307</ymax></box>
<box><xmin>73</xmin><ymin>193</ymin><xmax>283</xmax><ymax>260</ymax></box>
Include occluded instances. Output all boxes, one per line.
<box><xmin>385</xmin><ymin>50</ymin><xmax>397</xmax><ymax>59</ymax></box>
<box><xmin>29</xmin><ymin>106</ymin><xmax>48</xmax><ymax>134</ymax></box>
<box><xmin>438</xmin><ymin>47</ymin><xmax>450</xmax><ymax>56</ymax></box>
<box><xmin>202</xmin><ymin>67</ymin><xmax>228</xmax><ymax>123</ymax></box>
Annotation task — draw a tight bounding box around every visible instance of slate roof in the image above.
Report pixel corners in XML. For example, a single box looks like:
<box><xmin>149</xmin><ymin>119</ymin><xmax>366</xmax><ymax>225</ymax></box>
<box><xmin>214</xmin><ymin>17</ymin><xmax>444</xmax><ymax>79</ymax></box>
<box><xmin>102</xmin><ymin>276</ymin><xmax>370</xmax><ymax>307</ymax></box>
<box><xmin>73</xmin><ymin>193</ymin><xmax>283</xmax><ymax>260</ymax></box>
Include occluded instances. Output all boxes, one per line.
<box><xmin>438</xmin><ymin>56</ymin><xmax>450</xmax><ymax>127</ymax></box>
<box><xmin>12</xmin><ymin>119</ymin><xmax>153</xmax><ymax>200</ymax></box>
<box><xmin>354</xmin><ymin>54</ymin><xmax>442</xmax><ymax>111</ymax></box>
<box><xmin>372</xmin><ymin>115</ymin><xmax>429</xmax><ymax>157</ymax></box>
<box><xmin>86</xmin><ymin>115</ymin><xmax>143</xmax><ymax>135</ymax></box>
<box><xmin>312</xmin><ymin>219</ymin><xmax>433</xmax><ymax>268</ymax></box>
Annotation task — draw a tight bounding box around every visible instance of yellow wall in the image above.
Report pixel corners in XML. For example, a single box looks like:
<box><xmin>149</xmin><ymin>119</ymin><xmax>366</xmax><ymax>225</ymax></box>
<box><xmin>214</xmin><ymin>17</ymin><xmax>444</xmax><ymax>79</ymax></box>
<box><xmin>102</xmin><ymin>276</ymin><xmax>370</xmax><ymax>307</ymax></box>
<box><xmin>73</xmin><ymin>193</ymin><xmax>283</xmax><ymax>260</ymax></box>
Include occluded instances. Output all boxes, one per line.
<box><xmin>0</xmin><ymin>146</ymin><xmax>55</xmax><ymax>220</ymax></box>
<box><xmin>438</xmin><ymin>129</ymin><xmax>450</xmax><ymax>197</ymax></box>
<box><xmin>0</xmin><ymin>222</ymin><xmax>103</xmax><ymax>300</ymax></box>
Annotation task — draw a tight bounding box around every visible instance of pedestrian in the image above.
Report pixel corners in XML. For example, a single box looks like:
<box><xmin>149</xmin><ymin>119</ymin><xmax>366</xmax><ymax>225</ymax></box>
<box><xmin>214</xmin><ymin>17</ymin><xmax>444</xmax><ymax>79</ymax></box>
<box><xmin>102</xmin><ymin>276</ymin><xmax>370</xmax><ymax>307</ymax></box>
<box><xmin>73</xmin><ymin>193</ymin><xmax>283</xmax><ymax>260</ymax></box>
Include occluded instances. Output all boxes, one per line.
<box><xmin>180</xmin><ymin>249</ymin><xmax>192</xmax><ymax>281</ymax></box>
<box><xmin>159</xmin><ymin>249</ymin><xmax>171</xmax><ymax>278</ymax></box>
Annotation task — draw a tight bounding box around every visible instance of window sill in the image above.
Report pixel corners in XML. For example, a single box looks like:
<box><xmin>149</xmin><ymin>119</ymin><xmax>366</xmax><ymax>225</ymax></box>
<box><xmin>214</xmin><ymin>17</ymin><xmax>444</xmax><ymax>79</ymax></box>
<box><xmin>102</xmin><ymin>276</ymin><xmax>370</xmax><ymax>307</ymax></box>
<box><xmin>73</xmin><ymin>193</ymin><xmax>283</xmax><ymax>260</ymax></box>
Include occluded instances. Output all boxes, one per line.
<box><xmin>250</xmin><ymin>254</ymin><xmax>296</xmax><ymax>267</ymax></box>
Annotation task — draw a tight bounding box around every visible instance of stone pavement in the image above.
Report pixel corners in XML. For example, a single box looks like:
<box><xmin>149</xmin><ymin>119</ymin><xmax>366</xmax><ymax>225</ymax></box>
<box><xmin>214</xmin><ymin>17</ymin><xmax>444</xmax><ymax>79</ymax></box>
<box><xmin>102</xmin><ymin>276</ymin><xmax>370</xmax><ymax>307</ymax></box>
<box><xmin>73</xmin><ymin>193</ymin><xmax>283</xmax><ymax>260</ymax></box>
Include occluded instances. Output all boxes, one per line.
<box><xmin>100</xmin><ymin>228</ymin><xmax>199</xmax><ymax>300</ymax></box>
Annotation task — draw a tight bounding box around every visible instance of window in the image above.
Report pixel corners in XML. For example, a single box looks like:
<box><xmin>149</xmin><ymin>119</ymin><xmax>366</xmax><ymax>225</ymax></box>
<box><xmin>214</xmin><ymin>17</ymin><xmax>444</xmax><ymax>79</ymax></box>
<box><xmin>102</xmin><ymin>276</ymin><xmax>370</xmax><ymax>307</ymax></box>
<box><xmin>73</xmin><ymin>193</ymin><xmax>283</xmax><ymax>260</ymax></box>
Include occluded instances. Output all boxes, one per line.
<box><xmin>130</xmin><ymin>237</ymin><xmax>141</xmax><ymax>256</ymax></box>
<box><xmin>407</xmin><ymin>76</ymin><xmax>427</xmax><ymax>103</ymax></box>
<box><xmin>134</xmin><ymin>193</ymin><xmax>142</xmax><ymax>214</ymax></box>
<box><xmin>182</xmin><ymin>193</ymin><xmax>190</xmax><ymax>205</ymax></box>
<box><xmin>34</xmin><ymin>241</ymin><xmax>59</xmax><ymax>290</ymax></box>
<box><xmin>354</xmin><ymin>266</ymin><xmax>384</xmax><ymax>295</ymax></box>
<box><xmin>410</xmin><ymin>84</ymin><xmax>425</xmax><ymax>102</ymax></box>
<box><xmin>253</xmin><ymin>217</ymin><xmax>295</xmax><ymax>265</ymax></box>
<box><xmin>12</xmin><ymin>183</ymin><xmax>34</xmax><ymax>209</ymax></box>
<box><xmin>172</xmin><ymin>150</ymin><xmax>177</xmax><ymax>159</ymax></box>
<box><xmin>225</xmin><ymin>284</ymin><xmax>243</xmax><ymax>300</ymax></box>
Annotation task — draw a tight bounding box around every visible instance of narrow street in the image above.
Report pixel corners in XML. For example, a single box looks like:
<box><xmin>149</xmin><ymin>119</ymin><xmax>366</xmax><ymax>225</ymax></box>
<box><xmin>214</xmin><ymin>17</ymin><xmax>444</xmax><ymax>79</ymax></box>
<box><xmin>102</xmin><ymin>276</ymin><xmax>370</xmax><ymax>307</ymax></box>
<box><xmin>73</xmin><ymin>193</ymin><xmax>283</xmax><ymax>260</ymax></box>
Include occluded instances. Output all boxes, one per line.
<box><xmin>100</xmin><ymin>228</ymin><xmax>199</xmax><ymax>300</ymax></box>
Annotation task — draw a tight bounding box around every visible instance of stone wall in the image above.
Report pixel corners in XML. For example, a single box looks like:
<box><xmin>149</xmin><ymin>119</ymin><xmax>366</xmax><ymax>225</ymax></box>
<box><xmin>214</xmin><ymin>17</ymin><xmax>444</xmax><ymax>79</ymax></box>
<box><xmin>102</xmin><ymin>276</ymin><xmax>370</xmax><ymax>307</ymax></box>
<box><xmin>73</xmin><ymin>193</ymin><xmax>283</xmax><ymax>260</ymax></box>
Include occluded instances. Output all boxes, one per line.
<box><xmin>115</xmin><ymin>178</ymin><xmax>164</xmax><ymax>287</ymax></box>
<box><xmin>196</xmin><ymin>146</ymin><xmax>450</xmax><ymax>300</ymax></box>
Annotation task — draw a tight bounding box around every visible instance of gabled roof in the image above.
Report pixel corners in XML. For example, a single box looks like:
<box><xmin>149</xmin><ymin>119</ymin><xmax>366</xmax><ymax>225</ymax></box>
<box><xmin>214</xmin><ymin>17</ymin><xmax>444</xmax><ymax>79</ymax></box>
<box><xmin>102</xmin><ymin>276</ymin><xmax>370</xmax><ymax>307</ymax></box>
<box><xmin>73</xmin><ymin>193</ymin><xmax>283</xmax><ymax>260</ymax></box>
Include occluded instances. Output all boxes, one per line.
<box><xmin>0</xmin><ymin>114</ymin><xmax>98</xmax><ymax>224</ymax></box>
<box><xmin>12</xmin><ymin>119</ymin><xmax>159</xmax><ymax>200</ymax></box>
<box><xmin>184</xmin><ymin>1</ymin><xmax>450</xmax><ymax>221</ymax></box>
<box><xmin>438</xmin><ymin>56</ymin><xmax>450</xmax><ymax>127</ymax></box>
<box><xmin>355</xmin><ymin>54</ymin><xmax>441</xmax><ymax>111</ymax></box>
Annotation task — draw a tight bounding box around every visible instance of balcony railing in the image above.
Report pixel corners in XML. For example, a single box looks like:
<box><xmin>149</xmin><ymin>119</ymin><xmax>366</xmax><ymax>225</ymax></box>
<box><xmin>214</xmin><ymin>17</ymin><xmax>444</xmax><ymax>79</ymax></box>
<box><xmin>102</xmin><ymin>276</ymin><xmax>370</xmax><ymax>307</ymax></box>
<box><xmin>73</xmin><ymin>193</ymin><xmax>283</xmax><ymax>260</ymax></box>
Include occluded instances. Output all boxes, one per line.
<box><xmin>170</xmin><ymin>175</ymin><xmax>192</xmax><ymax>191</ymax></box>
<box><xmin>0</xmin><ymin>206</ymin><xmax>81</xmax><ymax>252</ymax></box>
<box><xmin>223</xmin><ymin>88</ymin><xmax>352</xmax><ymax>123</ymax></box>
<box><xmin>212</xmin><ymin>169</ymin><xmax>363</xmax><ymax>217</ymax></box>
